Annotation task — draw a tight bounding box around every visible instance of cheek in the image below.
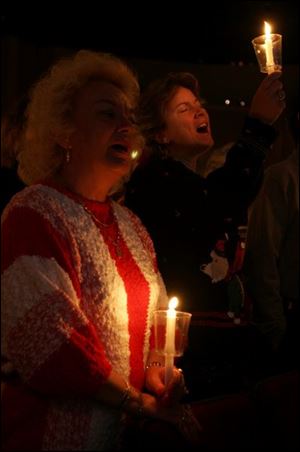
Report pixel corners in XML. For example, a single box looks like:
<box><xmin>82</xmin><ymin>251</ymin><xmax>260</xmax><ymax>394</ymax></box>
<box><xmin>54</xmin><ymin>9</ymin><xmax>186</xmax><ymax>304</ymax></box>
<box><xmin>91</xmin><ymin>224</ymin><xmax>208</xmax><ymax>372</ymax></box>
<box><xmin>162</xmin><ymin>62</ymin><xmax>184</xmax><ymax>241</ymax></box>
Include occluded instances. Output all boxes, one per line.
<box><xmin>87</xmin><ymin>129</ymin><xmax>112</xmax><ymax>150</ymax></box>
<box><xmin>167</xmin><ymin>118</ymin><xmax>190</xmax><ymax>139</ymax></box>
<box><xmin>175</xmin><ymin>121</ymin><xmax>194</xmax><ymax>140</ymax></box>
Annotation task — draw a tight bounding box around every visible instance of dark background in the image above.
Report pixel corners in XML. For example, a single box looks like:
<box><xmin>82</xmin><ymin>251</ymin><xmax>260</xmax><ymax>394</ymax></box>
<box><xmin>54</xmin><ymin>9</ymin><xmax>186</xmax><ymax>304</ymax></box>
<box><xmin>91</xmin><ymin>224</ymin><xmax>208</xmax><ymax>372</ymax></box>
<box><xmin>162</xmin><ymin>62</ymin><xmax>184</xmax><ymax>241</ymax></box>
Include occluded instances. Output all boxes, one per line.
<box><xmin>2</xmin><ymin>2</ymin><xmax>299</xmax><ymax>64</ymax></box>
<box><xmin>1</xmin><ymin>3</ymin><xmax>299</xmax><ymax>148</ymax></box>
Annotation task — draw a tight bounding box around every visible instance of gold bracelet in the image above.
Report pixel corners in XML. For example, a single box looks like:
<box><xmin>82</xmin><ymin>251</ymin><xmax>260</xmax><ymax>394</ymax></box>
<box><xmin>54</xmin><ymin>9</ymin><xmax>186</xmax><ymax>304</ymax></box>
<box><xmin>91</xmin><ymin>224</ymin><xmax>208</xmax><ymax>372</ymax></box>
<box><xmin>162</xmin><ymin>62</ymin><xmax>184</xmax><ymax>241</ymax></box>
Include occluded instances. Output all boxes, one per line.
<box><xmin>119</xmin><ymin>381</ymin><xmax>131</xmax><ymax>409</ymax></box>
<box><xmin>119</xmin><ymin>381</ymin><xmax>144</xmax><ymax>418</ymax></box>
<box><xmin>135</xmin><ymin>391</ymin><xmax>144</xmax><ymax>418</ymax></box>
<box><xmin>145</xmin><ymin>361</ymin><xmax>162</xmax><ymax>370</ymax></box>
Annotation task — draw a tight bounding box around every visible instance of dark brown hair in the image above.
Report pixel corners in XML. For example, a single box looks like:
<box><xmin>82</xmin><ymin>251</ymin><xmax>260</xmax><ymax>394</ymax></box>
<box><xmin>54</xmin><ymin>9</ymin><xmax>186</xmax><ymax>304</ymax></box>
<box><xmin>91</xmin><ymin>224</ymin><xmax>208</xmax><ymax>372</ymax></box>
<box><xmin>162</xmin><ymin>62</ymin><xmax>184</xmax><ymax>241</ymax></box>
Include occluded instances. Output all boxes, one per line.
<box><xmin>138</xmin><ymin>72</ymin><xmax>199</xmax><ymax>152</ymax></box>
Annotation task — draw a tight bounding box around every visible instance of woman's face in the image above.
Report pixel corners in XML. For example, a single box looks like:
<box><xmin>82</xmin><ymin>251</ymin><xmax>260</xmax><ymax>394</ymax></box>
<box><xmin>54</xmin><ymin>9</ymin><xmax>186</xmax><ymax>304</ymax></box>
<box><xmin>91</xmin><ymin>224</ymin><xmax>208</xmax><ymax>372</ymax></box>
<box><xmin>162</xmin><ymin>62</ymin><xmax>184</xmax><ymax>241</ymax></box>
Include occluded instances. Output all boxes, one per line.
<box><xmin>161</xmin><ymin>86</ymin><xmax>214</xmax><ymax>158</ymax></box>
<box><xmin>69</xmin><ymin>80</ymin><xmax>140</xmax><ymax>178</ymax></box>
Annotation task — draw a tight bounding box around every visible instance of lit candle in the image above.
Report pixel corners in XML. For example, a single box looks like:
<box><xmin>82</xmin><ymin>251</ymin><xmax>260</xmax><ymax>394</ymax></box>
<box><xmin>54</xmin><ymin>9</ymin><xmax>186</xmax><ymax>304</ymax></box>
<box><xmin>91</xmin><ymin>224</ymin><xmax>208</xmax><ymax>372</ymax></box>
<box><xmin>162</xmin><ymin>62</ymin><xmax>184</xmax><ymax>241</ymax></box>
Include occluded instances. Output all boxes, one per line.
<box><xmin>264</xmin><ymin>21</ymin><xmax>275</xmax><ymax>74</ymax></box>
<box><xmin>164</xmin><ymin>296</ymin><xmax>178</xmax><ymax>386</ymax></box>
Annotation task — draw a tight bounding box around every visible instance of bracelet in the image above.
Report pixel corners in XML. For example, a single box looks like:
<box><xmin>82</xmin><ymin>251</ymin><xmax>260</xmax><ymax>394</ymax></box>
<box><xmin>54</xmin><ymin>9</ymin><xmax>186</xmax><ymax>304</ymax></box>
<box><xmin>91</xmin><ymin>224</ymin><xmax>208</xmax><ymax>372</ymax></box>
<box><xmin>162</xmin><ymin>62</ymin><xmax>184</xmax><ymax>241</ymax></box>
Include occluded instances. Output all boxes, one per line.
<box><xmin>119</xmin><ymin>381</ymin><xmax>131</xmax><ymax>409</ymax></box>
<box><xmin>119</xmin><ymin>384</ymin><xmax>144</xmax><ymax>419</ymax></box>
<box><xmin>119</xmin><ymin>381</ymin><xmax>144</xmax><ymax>418</ymax></box>
<box><xmin>145</xmin><ymin>361</ymin><xmax>162</xmax><ymax>370</ymax></box>
<box><xmin>136</xmin><ymin>391</ymin><xmax>144</xmax><ymax>418</ymax></box>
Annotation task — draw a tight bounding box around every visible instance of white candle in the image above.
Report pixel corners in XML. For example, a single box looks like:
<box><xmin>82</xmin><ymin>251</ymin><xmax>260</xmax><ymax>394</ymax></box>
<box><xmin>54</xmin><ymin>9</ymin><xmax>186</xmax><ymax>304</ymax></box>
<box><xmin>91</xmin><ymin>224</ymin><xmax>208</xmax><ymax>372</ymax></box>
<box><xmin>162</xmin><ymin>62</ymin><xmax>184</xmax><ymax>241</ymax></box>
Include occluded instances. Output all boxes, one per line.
<box><xmin>264</xmin><ymin>21</ymin><xmax>275</xmax><ymax>74</ymax></box>
<box><xmin>164</xmin><ymin>297</ymin><xmax>178</xmax><ymax>386</ymax></box>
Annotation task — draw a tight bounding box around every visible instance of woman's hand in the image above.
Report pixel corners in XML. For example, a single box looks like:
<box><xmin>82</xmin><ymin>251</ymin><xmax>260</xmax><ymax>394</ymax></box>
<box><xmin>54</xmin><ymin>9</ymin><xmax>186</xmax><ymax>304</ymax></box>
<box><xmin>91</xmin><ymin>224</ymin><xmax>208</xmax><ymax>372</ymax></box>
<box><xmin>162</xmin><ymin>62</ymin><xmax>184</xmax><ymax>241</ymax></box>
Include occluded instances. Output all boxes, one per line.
<box><xmin>145</xmin><ymin>365</ymin><xmax>187</xmax><ymax>405</ymax></box>
<box><xmin>249</xmin><ymin>71</ymin><xmax>286</xmax><ymax>125</ymax></box>
<box><xmin>140</xmin><ymin>393</ymin><xmax>202</xmax><ymax>446</ymax></box>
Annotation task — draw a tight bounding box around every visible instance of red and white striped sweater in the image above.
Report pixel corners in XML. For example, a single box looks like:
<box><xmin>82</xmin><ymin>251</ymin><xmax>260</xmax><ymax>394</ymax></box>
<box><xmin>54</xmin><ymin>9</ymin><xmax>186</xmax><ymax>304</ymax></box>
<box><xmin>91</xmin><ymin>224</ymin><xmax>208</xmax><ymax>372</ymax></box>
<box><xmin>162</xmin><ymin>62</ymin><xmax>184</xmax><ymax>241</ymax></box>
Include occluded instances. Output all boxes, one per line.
<box><xmin>1</xmin><ymin>181</ymin><xmax>167</xmax><ymax>451</ymax></box>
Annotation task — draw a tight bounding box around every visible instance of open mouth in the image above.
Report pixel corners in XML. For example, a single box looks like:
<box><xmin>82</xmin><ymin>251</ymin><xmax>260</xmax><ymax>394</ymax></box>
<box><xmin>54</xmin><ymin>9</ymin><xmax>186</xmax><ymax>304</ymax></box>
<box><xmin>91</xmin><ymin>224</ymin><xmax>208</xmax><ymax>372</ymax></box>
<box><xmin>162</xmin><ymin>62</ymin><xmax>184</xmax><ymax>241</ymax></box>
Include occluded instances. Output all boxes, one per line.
<box><xmin>109</xmin><ymin>143</ymin><xmax>129</xmax><ymax>154</ymax></box>
<box><xmin>107</xmin><ymin>140</ymin><xmax>141</xmax><ymax>164</ymax></box>
<box><xmin>196</xmin><ymin>123</ymin><xmax>209</xmax><ymax>134</ymax></box>
<box><xmin>106</xmin><ymin>143</ymin><xmax>132</xmax><ymax>165</ymax></box>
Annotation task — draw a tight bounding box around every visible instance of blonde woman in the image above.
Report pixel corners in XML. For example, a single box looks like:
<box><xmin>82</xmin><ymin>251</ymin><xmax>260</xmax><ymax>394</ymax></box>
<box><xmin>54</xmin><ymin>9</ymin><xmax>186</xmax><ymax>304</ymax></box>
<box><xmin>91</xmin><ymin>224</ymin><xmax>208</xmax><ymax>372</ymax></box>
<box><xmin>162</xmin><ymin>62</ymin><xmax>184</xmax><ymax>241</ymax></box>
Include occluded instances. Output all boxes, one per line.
<box><xmin>1</xmin><ymin>51</ymin><xmax>200</xmax><ymax>451</ymax></box>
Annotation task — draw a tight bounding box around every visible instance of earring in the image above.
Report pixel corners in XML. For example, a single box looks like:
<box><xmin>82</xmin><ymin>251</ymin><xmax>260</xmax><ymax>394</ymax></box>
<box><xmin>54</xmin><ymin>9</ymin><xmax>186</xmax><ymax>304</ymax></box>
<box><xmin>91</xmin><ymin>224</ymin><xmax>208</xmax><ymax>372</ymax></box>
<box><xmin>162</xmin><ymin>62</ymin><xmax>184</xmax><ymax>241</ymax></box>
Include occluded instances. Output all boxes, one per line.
<box><xmin>66</xmin><ymin>146</ymin><xmax>71</xmax><ymax>164</ymax></box>
<box><xmin>158</xmin><ymin>143</ymin><xmax>169</xmax><ymax>159</ymax></box>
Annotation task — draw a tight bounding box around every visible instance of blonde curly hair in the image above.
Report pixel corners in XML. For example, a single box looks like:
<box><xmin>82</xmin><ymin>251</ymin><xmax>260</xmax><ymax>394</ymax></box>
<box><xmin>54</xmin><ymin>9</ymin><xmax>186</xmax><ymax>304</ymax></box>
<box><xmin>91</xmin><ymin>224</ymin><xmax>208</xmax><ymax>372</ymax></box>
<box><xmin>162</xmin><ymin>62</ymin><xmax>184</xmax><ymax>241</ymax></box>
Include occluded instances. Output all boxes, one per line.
<box><xmin>18</xmin><ymin>50</ymin><xmax>140</xmax><ymax>185</ymax></box>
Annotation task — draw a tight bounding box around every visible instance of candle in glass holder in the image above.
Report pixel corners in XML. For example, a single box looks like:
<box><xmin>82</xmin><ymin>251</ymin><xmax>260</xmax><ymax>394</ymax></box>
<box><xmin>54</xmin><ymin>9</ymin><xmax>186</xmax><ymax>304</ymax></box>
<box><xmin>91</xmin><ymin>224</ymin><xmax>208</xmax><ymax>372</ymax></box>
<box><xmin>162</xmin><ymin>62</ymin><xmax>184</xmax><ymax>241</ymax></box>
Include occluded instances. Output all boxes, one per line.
<box><xmin>251</xmin><ymin>21</ymin><xmax>282</xmax><ymax>74</ymax></box>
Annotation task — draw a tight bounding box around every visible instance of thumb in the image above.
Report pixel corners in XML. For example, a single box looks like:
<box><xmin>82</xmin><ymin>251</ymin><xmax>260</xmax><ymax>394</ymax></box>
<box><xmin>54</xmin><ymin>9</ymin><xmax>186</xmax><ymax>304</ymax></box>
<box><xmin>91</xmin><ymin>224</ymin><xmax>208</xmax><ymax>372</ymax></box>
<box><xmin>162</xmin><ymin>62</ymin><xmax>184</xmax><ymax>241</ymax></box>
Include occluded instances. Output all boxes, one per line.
<box><xmin>148</xmin><ymin>369</ymin><xmax>166</xmax><ymax>396</ymax></box>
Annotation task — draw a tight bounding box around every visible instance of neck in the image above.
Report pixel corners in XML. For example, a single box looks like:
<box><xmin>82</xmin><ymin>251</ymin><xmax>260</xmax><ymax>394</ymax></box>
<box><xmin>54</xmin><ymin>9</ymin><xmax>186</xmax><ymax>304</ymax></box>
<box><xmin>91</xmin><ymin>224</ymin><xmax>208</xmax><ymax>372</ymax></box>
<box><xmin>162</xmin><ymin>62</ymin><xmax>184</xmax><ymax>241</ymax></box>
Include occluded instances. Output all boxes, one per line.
<box><xmin>168</xmin><ymin>145</ymin><xmax>200</xmax><ymax>173</ymax></box>
<box><xmin>178</xmin><ymin>156</ymin><xmax>199</xmax><ymax>172</ymax></box>
<box><xmin>53</xmin><ymin>166</ymin><xmax>115</xmax><ymax>202</ymax></box>
<box><xmin>171</xmin><ymin>153</ymin><xmax>199</xmax><ymax>172</ymax></box>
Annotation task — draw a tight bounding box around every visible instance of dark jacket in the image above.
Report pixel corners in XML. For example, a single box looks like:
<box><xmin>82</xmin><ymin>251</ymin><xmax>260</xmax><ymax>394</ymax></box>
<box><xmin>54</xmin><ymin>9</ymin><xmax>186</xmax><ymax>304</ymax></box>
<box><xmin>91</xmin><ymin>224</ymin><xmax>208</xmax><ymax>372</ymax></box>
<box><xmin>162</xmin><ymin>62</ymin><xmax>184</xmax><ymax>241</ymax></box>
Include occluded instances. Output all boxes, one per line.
<box><xmin>125</xmin><ymin>117</ymin><xmax>277</xmax><ymax>398</ymax></box>
<box><xmin>125</xmin><ymin>117</ymin><xmax>276</xmax><ymax>314</ymax></box>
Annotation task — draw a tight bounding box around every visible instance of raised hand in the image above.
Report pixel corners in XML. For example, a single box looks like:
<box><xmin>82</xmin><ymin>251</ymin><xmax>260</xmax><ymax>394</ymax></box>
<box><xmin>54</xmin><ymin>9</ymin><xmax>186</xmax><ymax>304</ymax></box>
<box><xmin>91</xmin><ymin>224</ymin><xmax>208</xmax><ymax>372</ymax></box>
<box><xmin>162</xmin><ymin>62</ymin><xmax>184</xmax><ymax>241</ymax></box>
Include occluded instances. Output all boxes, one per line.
<box><xmin>249</xmin><ymin>71</ymin><xmax>286</xmax><ymax>125</ymax></box>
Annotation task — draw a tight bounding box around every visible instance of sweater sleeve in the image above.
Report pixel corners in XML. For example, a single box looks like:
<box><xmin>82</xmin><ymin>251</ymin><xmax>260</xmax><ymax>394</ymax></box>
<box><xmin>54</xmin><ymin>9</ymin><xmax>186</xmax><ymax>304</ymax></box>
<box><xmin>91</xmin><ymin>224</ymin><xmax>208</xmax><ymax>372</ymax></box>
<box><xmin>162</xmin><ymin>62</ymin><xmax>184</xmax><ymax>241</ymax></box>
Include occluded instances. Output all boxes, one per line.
<box><xmin>205</xmin><ymin>117</ymin><xmax>277</xmax><ymax>224</ymax></box>
<box><xmin>1</xmin><ymin>204</ymin><xmax>112</xmax><ymax>397</ymax></box>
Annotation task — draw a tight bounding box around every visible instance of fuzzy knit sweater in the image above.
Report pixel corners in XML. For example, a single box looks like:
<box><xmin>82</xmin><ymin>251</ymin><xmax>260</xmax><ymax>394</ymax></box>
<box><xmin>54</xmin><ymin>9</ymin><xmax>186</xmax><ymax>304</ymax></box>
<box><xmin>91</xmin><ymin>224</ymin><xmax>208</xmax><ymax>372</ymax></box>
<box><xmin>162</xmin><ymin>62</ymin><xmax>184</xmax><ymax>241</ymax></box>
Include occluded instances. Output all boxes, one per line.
<box><xmin>1</xmin><ymin>181</ymin><xmax>167</xmax><ymax>451</ymax></box>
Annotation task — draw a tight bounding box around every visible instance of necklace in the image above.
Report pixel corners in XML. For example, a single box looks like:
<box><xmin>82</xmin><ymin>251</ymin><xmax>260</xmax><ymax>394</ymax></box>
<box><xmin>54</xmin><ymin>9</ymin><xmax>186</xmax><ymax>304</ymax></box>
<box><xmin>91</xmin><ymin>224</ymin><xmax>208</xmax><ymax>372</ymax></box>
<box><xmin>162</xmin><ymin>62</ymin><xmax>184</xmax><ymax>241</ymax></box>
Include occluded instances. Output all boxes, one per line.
<box><xmin>81</xmin><ymin>203</ymin><xmax>123</xmax><ymax>257</ymax></box>
<box><xmin>81</xmin><ymin>204</ymin><xmax>115</xmax><ymax>228</ymax></box>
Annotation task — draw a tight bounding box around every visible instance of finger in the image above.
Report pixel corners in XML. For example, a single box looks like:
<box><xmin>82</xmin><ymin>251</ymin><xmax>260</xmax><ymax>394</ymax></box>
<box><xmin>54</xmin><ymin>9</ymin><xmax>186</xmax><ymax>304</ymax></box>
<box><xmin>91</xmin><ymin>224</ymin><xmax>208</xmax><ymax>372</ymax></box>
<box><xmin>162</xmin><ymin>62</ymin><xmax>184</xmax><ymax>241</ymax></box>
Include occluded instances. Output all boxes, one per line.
<box><xmin>166</xmin><ymin>369</ymin><xmax>184</xmax><ymax>391</ymax></box>
<box><xmin>147</xmin><ymin>368</ymin><xmax>166</xmax><ymax>396</ymax></box>
<box><xmin>277</xmin><ymin>89</ymin><xmax>286</xmax><ymax>101</ymax></box>
<box><xmin>266</xmin><ymin>80</ymin><xmax>283</xmax><ymax>95</ymax></box>
<box><xmin>263</xmin><ymin>71</ymin><xmax>282</xmax><ymax>87</ymax></box>
<box><xmin>171</xmin><ymin>369</ymin><xmax>188</xmax><ymax>395</ymax></box>
<box><xmin>278</xmin><ymin>100</ymin><xmax>286</xmax><ymax>109</ymax></box>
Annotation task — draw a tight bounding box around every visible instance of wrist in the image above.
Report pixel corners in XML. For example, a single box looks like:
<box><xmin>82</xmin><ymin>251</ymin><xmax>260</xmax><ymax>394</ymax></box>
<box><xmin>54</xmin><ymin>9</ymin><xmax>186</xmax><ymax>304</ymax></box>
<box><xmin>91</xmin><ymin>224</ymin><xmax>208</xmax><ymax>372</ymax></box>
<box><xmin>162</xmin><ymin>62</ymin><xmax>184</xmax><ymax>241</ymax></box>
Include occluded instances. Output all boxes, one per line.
<box><xmin>119</xmin><ymin>380</ymin><xmax>131</xmax><ymax>410</ymax></box>
<box><xmin>120</xmin><ymin>384</ymin><xmax>144</xmax><ymax>418</ymax></box>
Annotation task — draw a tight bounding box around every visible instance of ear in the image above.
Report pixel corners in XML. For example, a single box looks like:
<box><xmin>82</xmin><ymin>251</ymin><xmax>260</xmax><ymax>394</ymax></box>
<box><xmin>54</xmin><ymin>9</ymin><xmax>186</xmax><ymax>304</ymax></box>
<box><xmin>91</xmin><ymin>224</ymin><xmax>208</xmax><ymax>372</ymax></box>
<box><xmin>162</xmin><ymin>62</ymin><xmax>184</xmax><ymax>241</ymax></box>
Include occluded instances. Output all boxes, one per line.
<box><xmin>56</xmin><ymin>135</ymin><xmax>72</xmax><ymax>150</ymax></box>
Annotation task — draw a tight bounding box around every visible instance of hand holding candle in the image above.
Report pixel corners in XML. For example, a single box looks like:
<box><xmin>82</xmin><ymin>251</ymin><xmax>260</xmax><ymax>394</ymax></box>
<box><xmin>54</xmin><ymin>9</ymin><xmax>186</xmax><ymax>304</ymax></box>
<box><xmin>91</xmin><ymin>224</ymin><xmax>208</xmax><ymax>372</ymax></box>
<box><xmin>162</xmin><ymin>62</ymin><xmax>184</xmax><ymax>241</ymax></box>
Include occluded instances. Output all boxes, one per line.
<box><xmin>153</xmin><ymin>299</ymin><xmax>192</xmax><ymax>387</ymax></box>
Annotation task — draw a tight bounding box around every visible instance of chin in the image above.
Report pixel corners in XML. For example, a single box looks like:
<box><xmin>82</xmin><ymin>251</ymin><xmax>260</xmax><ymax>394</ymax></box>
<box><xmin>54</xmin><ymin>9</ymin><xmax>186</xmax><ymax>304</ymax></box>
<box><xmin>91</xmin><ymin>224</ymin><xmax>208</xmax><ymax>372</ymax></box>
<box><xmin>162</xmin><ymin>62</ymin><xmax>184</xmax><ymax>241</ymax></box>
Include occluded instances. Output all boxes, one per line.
<box><xmin>110</xmin><ymin>160</ymin><xmax>133</xmax><ymax>177</ymax></box>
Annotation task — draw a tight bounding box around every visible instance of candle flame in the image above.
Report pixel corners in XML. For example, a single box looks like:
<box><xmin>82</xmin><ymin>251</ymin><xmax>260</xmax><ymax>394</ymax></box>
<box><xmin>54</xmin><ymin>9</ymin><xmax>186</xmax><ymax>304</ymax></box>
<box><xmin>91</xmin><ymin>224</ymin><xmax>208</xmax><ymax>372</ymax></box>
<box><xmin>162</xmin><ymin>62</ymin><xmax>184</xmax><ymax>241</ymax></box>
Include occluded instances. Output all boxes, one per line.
<box><xmin>264</xmin><ymin>21</ymin><xmax>272</xmax><ymax>39</ymax></box>
<box><xmin>168</xmin><ymin>296</ymin><xmax>178</xmax><ymax>310</ymax></box>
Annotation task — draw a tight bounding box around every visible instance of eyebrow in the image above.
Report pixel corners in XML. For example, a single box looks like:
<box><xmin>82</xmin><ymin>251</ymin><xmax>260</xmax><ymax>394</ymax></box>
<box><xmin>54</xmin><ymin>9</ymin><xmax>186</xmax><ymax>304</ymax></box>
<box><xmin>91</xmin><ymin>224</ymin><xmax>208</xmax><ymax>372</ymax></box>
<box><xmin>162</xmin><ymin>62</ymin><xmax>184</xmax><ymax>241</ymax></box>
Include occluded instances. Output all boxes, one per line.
<box><xmin>93</xmin><ymin>99</ymin><xmax>117</xmax><ymax>107</ymax></box>
<box><xmin>174</xmin><ymin>98</ymin><xmax>200</xmax><ymax>109</ymax></box>
<box><xmin>93</xmin><ymin>99</ymin><xmax>134</xmax><ymax>112</ymax></box>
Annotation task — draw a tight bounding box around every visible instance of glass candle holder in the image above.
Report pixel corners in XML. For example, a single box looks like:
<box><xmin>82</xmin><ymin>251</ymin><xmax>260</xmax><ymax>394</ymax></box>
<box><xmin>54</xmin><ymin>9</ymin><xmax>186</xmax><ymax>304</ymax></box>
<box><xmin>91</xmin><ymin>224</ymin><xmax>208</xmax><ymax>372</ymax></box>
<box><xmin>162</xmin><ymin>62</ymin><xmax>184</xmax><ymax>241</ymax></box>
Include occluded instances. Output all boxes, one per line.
<box><xmin>153</xmin><ymin>310</ymin><xmax>192</xmax><ymax>357</ymax></box>
<box><xmin>252</xmin><ymin>33</ymin><xmax>282</xmax><ymax>73</ymax></box>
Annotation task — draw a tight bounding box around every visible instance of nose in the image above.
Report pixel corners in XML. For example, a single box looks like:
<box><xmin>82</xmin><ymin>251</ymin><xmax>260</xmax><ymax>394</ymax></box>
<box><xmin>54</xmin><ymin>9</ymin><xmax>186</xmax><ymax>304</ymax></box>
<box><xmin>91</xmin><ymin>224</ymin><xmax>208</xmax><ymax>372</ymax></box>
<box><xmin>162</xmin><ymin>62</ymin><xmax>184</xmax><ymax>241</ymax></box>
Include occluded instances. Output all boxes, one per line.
<box><xmin>116</xmin><ymin>125</ymin><xmax>130</xmax><ymax>135</ymax></box>
<box><xmin>194</xmin><ymin>105</ymin><xmax>204</xmax><ymax>118</ymax></box>
<box><xmin>116</xmin><ymin>114</ymin><xmax>134</xmax><ymax>134</ymax></box>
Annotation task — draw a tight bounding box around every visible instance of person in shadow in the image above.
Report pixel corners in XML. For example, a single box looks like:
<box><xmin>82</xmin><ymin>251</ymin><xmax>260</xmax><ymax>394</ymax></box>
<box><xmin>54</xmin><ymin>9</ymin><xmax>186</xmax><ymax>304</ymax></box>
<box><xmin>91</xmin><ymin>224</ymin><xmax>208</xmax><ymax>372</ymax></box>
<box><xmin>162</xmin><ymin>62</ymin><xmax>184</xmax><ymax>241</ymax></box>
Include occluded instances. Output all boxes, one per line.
<box><xmin>125</xmin><ymin>71</ymin><xmax>286</xmax><ymax>400</ymax></box>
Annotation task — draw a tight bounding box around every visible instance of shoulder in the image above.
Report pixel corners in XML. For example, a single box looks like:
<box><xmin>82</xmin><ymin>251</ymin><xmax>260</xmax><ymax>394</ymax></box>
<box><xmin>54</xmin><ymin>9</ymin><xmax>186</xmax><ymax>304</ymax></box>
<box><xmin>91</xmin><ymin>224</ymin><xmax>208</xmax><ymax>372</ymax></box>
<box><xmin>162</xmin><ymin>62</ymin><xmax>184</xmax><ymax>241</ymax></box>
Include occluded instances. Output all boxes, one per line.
<box><xmin>1</xmin><ymin>183</ymin><xmax>80</xmax><ymax>232</ymax></box>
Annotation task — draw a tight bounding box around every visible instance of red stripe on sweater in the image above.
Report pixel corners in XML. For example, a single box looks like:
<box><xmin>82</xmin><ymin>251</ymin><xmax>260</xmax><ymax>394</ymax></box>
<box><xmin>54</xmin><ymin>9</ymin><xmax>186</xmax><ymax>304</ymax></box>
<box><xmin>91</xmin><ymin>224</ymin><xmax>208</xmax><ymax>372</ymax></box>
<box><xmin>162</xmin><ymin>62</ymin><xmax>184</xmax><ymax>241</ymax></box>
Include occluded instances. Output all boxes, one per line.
<box><xmin>100</xmin><ymin>221</ymin><xmax>150</xmax><ymax>390</ymax></box>
<box><xmin>1</xmin><ymin>206</ymin><xmax>82</xmax><ymax>299</ymax></box>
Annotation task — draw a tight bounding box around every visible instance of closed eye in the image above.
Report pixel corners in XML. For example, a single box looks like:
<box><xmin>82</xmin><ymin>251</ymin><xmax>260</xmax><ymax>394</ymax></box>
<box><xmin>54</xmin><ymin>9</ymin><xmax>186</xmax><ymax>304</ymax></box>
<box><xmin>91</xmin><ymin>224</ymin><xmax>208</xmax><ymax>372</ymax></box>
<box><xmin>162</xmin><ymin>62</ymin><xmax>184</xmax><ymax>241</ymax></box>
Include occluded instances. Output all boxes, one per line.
<box><xmin>97</xmin><ymin>109</ymin><xmax>116</xmax><ymax>119</ymax></box>
<box><xmin>177</xmin><ymin>104</ymin><xmax>190</xmax><ymax>113</ymax></box>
